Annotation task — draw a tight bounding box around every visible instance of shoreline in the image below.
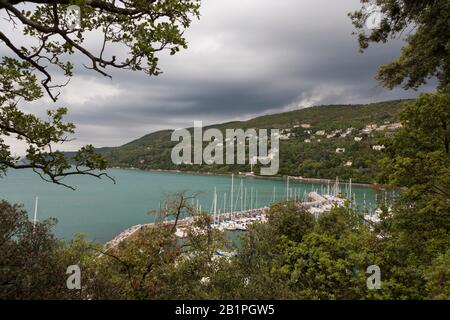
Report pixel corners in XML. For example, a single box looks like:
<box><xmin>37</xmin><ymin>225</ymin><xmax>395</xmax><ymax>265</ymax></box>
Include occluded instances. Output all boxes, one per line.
<box><xmin>109</xmin><ymin>166</ymin><xmax>376</xmax><ymax>188</ymax></box>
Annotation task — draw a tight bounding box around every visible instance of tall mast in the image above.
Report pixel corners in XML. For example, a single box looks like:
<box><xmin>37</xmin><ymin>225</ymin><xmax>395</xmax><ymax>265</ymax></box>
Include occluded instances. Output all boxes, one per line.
<box><xmin>230</xmin><ymin>174</ymin><xmax>234</xmax><ymax>214</ymax></box>
<box><xmin>349</xmin><ymin>178</ymin><xmax>352</xmax><ymax>206</ymax></box>
<box><xmin>240</xmin><ymin>179</ymin><xmax>244</xmax><ymax>211</ymax></box>
<box><xmin>33</xmin><ymin>196</ymin><xmax>39</xmax><ymax>228</ymax></box>
<box><xmin>223</xmin><ymin>193</ymin><xmax>227</xmax><ymax>214</ymax></box>
<box><xmin>213</xmin><ymin>187</ymin><xmax>217</xmax><ymax>225</ymax></box>
<box><xmin>286</xmin><ymin>176</ymin><xmax>290</xmax><ymax>201</ymax></box>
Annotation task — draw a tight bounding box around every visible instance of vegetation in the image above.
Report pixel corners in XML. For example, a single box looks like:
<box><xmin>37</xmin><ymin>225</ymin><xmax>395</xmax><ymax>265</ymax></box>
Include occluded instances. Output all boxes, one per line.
<box><xmin>0</xmin><ymin>0</ymin><xmax>449</xmax><ymax>301</ymax></box>
<box><xmin>0</xmin><ymin>0</ymin><xmax>200</xmax><ymax>188</ymax></box>
<box><xmin>101</xmin><ymin>100</ymin><xmax>408</xmax><ymax>182</ymax></box>
<box><xmin>350</xmin><ymin>0</ymin><xmax>450</xmax><ymax>89</ymax></box>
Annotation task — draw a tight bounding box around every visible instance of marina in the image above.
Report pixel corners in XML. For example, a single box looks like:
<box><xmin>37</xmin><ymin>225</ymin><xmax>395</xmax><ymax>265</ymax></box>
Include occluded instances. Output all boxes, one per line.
<box><xmin>105</xmin><ymin>175</ymin><xmax>379</xmax><ymax>249</ymax></box>
<box><xmin>0</xmin><ymin>169</ymin><xmax>384</xmax><ymax>243</ymax></box>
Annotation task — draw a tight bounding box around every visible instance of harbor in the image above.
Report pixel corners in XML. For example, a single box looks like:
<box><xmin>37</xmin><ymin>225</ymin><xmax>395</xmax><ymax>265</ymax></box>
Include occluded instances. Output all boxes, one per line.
<box><xmin>105</xmin><ymin>175</ymin><xmax>379</xmax><ymax>250</ymax></box>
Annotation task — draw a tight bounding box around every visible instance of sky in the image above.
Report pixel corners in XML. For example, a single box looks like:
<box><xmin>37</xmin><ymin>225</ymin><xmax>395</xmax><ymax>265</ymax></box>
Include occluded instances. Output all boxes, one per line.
<box><xmin>2</xmin><ymin>0</ymin><xmax>434</xmax><ymax>155</ymax></box>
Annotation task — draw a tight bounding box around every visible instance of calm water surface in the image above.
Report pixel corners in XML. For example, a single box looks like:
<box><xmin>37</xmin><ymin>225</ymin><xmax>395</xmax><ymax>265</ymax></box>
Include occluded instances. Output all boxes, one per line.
<box><xmin>0</xmin><ymin>169</ymin><xmax>376</xmax><ymax>242</ymax></box>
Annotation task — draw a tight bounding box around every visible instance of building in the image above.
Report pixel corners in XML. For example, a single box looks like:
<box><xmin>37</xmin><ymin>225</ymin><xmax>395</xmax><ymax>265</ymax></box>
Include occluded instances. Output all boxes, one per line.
<box><xmin>372</xmin><ymin>145</ymin><xmax>385</xmax><ymax>151</ymax></box>
<box><xmin>363</xmin><ymin>124</ymin><xmax>378</xmax><ymax>134</ymax></box>
<box><xmin>280</xmin><ymin>133</ymin><xmax>292</xmax><ymax>140</ymax></box>
<box><xmin>315</xmin><ymin>130</ymin><xmax>326</xmax><ymax>136</ymax></box>
<box><xmin>387</xmin><ymin>123</ymin><xmax>402</xmax><ymax>130</ymax></box>
<box><xmin>354</xmin><ymin>137</ymin><xmax>363</xmax><ymax>142</ymax></box>
<box><xmin>336</xmin><ymin>148</ymin><xmax>346</xmax><ymax>153</ymax></box>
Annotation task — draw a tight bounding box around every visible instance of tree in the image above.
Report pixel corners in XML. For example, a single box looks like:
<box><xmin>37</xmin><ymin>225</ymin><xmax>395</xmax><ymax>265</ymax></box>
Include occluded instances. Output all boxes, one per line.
<box><xmin>350</xmin><ymin>1</ymin><xmax>450</xmax><ymax>300</ymax></box>
<box><xmin>350</xmin><ymin>0</ymin><xmax>450</xmax><ymax>89</ymax></box>
<box><xmin>373</xmin><ymin>87</ymin><xmax>450</xmax><ymax>299</ymax></box>
<box><xmin>0</xmin><ymin>0</ymin><xmax>200</xmax><ymax>188</ymax></box>
<box><xmin>226</xmin><ymin>204</ymin><xmax>389</xmax><ymax>300</ymax></box>
<box><xmin>82</xmin><ymin>192</ymin><xmax>229</xmax><ymax>299</ymax></box>
<box><xmin>0</xmin><ymin>200</ymin><xmax>87</xmax><ymax>299</ymax></box>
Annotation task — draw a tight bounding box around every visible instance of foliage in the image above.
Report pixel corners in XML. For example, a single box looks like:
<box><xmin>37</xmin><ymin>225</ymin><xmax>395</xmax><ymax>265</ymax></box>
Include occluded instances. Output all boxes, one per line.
<box><xmin>101</xmin><ymin>100</ymin><xmax>407</xmax><ymax>183</ymax></box>
<box><xmin>374</xmin><ymin>87</ymin><xmax>450</xmax><ymax>299</ymax></box>
<box><xmin>0</xmin><ymin>200</ymin><xmax>88</xmax><ymax>299</ymax></box>
<box><xmin>0</xmin><ymin>0</ymin><xmax>200</xmax><ymax>188</ymax></box>
<box><xmin>350</xmin><ymin>0</ymin><xmax>450</xmax><ymax>89</ymax></box>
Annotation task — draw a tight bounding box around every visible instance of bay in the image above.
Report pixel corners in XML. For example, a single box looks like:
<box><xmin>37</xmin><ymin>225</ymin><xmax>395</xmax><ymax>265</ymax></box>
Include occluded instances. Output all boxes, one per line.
<box><xmin>0</xmin><ymin>169</ymin><xmax>376</xmax><ymax>243</ymax></box>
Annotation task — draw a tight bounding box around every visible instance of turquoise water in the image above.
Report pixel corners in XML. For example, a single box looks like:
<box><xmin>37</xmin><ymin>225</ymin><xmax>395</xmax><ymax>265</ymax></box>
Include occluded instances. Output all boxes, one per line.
<box><xmin>0</xmin><ymin>169</ymin><xmax>376</xmax><ymax>242</ymax></box>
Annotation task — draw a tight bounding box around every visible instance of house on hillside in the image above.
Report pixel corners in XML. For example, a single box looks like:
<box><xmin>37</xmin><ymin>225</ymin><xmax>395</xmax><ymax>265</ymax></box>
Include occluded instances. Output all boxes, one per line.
<box><xmin>315</xmin><ymin>130</ymin><xmax>326</xmax><ymax>136</ymax></box>
<box><xmin>280</xmin><ymin>133</ymin><xmax>292</xmax><ymax>140</ymax></box>
<box><xmin>372</xmin><ymin>145</ymin><xmax>385</xmax><ymax>151</ymax></box>
<box><xmin>387</xmin><ymin>123</ymin><xmax>402</xmax><ymax>130</ymax></box>
<box><xmin>336</xmin><ymin>148</ymin><xmax>346</xmax><ymax>153</ymax></box>
<box><xmin>363</xmin><ymin>124</ymin><xmax>378</xmax><ymax>134</ymax></box>
<box><xmin>354</xmin><ymin>137</ymin><xmax>363</xmax><ymax>142</ymax></box>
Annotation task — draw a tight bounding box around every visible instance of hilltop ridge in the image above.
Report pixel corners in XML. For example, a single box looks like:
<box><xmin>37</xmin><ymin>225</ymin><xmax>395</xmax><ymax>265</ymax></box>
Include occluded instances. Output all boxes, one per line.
<box><xmin>99</xmin><ymin>99</ymin><xmax>409</xmax><ymax>182</ymax></box>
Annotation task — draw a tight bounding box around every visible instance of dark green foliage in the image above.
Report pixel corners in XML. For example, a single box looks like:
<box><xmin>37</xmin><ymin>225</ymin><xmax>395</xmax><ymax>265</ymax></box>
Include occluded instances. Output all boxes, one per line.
<box><xmin>350</xmin><ymin>0</ymin><xmax>450</xmax><ymax>89</ymax></box>
<box><xmin>101</xmin><ymin>100</ymin><xmax>408</xmax><ymax>182</ymax></box>
<box><xmin>0</xmin><ymin>200</ymin><xmax>89</xmax><ymax>299</ymax></box>
<box><xmin>0</xmin><ymin>0</ymin><xmax>200</xmax><ymax>188</ymax></box>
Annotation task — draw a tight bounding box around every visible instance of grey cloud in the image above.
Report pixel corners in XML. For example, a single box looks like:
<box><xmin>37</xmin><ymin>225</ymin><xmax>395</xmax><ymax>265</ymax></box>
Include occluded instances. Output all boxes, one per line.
<box><xmin>3</xmin><ymin>0</ymin><xmax>435</xmax><ymax>154</ymax></box>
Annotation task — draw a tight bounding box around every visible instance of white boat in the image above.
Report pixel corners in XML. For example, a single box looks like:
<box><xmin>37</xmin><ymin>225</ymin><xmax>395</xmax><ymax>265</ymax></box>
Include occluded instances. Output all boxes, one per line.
<box><xmin>223</xmin><ymin>221</ymin><xmax>237</xmax><ymax>231</ymax></box>
<box><xmin>235</xmin><ymin>223</ymin><xmax>247</xmax><ymax>231</ymax></box>
<box><xmin>215</xmin><ymin>249</ymin><xmax>238</xmax><ymax>258</ymax></box>
<box><xmin>175</xmin><ymin>228</ymin><xmax>188</xmax><ymax>238</ymax></box>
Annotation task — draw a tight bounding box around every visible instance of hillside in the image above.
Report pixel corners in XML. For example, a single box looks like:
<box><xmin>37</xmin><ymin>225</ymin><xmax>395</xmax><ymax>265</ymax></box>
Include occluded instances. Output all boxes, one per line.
<box><xmin>99</xmin><ymin>100</ymin><xmax>410</xmax><ymax>183</ymax></box>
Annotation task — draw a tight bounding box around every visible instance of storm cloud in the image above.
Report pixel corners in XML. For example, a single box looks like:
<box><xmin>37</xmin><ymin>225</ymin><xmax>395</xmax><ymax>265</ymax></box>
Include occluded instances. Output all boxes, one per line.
<box><xmin>2</xmin><ymin>0</ymin><xmax>434</xmax><ymax>154</ymax></box>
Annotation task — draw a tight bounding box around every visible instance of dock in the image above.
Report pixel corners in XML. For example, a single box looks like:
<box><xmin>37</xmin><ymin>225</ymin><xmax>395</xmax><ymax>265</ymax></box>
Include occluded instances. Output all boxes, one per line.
<box><xmin>105</xmin><ymin>191</ymin><xmax>345</xmax><ymax>250</ymax></box>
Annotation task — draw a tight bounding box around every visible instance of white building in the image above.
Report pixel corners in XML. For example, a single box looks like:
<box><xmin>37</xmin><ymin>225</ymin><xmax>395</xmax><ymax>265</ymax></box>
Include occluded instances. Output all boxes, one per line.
<box><xmin>354</xmin><ymin>137</ymin><xmax>363</xmax><ymax>142</ymax></box>
<box><xmin>372</xmin><ymin>145</ymin><xmax>385</xmax><ymax>151</ymax></box>
<box><xmin>336</xmin><ymin>148</ymin><xmax>346</xmax><ymax>153</ymax></box>
<box><xmin>363</xmin><ymin>124</ymin><xmax>378</xmax><ymax>134</ymax></box>
<box><xmin>315</xmin><ymin>130</ymin><xmax>326</xmax><ymax>136</ymax></box>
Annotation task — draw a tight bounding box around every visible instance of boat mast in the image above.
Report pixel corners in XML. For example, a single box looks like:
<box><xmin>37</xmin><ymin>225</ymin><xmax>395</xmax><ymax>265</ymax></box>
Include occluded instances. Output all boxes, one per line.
<box><xmin>349</xmin><ymin>178</ymin><xmax>352</xmax><ymax>206</ymax></box>
<box><xmin>240</xmin><ymin>179</ymin><xmax>244</xmax><ymax>211</ymax></box>
<box><xmin>33</xmin><ymin>196</ymin><xmax>39</xmax><ymax>229</ymax></box>
<box><xmin>213</xmin><ymin>187</ymin><xmax>217</xmax><ymax>225</ymax></box>
<box><xmin>286</xmin><ymin>176</ymin><xmax>290</xmax><ymax>201</ymax></box>
<box><xmin>230</xmin><ymin>174</ymin><xmax>234</xmax><ymax>214</ymax></box>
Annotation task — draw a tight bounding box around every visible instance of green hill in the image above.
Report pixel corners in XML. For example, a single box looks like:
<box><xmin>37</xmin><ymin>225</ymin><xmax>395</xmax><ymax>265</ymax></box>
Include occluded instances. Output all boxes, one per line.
<box><xmin>99</xmin><ymin>99</ymin><xmax>410</xmax><ymax>183</ymax></box>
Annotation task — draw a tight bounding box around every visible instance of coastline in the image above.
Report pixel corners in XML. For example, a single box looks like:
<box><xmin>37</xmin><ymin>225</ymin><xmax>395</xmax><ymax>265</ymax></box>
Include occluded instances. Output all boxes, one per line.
<box><xmin>108</xmin><ymin>166</ymin><xmax>376</xmax><ymax>188</ymax></box>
